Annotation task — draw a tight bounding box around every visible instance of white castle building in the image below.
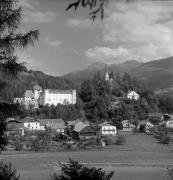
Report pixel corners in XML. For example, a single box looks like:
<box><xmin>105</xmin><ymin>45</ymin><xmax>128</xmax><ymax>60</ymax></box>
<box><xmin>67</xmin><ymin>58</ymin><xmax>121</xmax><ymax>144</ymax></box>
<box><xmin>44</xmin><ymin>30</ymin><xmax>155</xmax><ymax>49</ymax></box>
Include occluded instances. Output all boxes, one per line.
<box><xmin>14</xmin><ymin>85</ymin><xmax>43</xmax><ymax>109</ymax></box>
<box><xmin>14</xmin><ymin>85</ymin><xmax>76</xmax><ymax>108</ymax></box>
<box><xmin>39</xmin><ymin>89</ymin><xmax>76</xmax><ymax>106</ymax></box>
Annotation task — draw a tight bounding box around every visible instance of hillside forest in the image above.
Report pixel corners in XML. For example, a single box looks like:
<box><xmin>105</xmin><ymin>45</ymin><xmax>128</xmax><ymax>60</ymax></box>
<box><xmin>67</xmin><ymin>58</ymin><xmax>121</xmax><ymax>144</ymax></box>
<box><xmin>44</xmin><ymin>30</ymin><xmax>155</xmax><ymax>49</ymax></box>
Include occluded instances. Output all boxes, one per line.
<box><xmin>1</xmin><ymin>70</ymin><xmax>173</xmax><ymax>126</ymax></box>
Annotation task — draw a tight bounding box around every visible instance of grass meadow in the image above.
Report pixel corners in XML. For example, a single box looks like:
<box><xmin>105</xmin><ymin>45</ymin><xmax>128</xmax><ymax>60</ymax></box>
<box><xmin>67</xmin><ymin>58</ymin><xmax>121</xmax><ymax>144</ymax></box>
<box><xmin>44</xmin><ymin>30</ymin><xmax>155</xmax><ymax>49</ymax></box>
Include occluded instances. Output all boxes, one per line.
<box><xmin>0</xmin><ymin>134</ymin><xmax>173</xmax><ymax>180</ymax></box>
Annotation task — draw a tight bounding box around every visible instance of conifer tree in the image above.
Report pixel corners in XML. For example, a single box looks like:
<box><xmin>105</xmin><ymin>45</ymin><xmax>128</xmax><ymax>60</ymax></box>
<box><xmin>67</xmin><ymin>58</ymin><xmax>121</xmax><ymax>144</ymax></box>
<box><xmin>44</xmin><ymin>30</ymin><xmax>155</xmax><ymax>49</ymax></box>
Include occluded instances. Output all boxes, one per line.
<box><xmin>0</xmin><ymin>0</ymin><xmax>39</xmax><ymax>150</ymax></box>
<box><xmin>0</xmin><ymin>0</ymin><xmax>39</xmax><ymax>77</ymax></box>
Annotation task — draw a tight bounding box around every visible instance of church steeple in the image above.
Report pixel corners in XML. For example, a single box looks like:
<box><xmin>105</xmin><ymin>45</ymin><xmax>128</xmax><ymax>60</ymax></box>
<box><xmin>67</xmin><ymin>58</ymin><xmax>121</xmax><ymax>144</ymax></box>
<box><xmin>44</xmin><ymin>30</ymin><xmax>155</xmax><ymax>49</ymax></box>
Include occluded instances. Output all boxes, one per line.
<box><xmin>105</xmin><ymin>65</ymin><xmax>109</xmax><ymax>81</ymax></box>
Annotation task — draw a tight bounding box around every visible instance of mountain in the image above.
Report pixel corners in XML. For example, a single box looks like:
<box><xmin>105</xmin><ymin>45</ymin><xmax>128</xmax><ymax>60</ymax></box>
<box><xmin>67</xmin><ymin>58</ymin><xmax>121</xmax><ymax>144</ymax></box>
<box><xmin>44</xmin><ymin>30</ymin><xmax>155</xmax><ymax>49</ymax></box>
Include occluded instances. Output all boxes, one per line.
<box><xmin>63</xmin><ymin>60</ymin><xmax>142</xmax><ymax>85</ymax></box>
<box><xmin>129</xmin><ymin>56</ymin><xmax>173</xmax><ymax>94</ymax></box>
<box><xmin>0</xmin><ymin>70</ymin><xmax>74</xmax><ymax>102</ymax></box>
<box><xmin>63</xmin><ymin>57</ymin><xmax>173</xmax><ymax>95</ymax></box>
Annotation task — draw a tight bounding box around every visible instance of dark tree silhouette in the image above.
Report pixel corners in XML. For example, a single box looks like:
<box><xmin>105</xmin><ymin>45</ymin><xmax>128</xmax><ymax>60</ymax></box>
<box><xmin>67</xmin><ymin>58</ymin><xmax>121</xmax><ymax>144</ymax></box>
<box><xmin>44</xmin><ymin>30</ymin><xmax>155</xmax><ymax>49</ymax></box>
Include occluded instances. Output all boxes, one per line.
<box><xmin>0</xmin><ymin>0</ymin><xmax>39</xmax><ymax>77</ymax></box>
<box><xmin>0</xmin><ymin>161</ymin><xmax>20</xmax><ymax>180</ymax></box>
<box><xmin>66</xmin><ymin>0</ymin><xmax>109</xmax><ymax>20</ymax></box>
<box><xmin>51</xmin><ymin>159</ymin><xmax>114</xmax><ymax>180</ymax></box>
<box><xmin>0</xmin><ymin>0</ymin><xmax>39</xmax><ymax>150</ymax></box>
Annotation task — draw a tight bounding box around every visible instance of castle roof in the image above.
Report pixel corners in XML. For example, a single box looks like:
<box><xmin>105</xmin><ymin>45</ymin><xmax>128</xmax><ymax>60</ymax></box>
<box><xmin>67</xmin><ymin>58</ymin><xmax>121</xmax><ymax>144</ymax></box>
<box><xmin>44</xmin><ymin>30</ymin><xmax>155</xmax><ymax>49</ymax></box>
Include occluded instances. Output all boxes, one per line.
<box><xmin>24</xmin><ymin>90</ymin><xmax>34</xmax><ymax>98</ymax></box>
<box><xmin>45</xmin><ymin>89</ymin><xmax>76</xmax><ymax>94</ymax></box>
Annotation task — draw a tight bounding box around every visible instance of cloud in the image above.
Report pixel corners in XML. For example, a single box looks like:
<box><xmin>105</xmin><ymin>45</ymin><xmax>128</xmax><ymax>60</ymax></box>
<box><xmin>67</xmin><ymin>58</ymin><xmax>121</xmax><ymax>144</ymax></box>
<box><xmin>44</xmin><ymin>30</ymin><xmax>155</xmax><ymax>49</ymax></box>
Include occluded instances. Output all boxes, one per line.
<box><xmin>86</xmin><ymin>1</ymin><xmax>173</xmax><ymax>63</ymax></box>
<box><xmin>44</xmin><ymin>38</ymin><xmax>62</xmax><ymax>48</ymax></box>
<box><xmin>85</xmin><ymin>46</ymin><xmax>128</xmax><ymax>63</ymax></box>
<box><xmin>24</xmin><ymin>11</ymin><xmax>55</xmax><ymax>23</ymax></box>
<box><xmin>20</xmin><ymin>0</ymin><xmax>55</xmax><ymax>23</ymax></box>
<box><xmin>18</xmin><ymin>52</ymin><xmax>41</xmax><ymax>69</ymax></box>
<box><xmin>19</xmin><ymin>0</ymin><xmax>36</xmax><ymax>9</ymax></box>
<box><xmin>66</xmin><ymin>19</ymin><xmax>93</xmax><ymax>28</ymax></box>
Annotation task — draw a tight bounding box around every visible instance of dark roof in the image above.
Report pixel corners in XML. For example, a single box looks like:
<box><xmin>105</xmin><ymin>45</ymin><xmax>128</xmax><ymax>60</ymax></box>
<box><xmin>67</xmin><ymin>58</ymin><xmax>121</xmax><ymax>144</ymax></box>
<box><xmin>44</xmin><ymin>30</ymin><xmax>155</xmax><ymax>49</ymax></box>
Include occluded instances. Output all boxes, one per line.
<box><xmin>34</xmin><ymin>85</ymin><xmax>42</xmax><ymax>91</ymax></box>
<box><xmin>38</xmin><ymin>119</ymin><xmax>66</xmax><ymax>127</ymax></box>
<box><xmin>148</xmin><ymin>113</ymin><xmax>163</xmax><ymax>118</ymax></box>
<box><xmin>45</xmin><ymin>89</ymin><xmax>76</xmax><ymax>94</ymax></box>
<box><xmin>20</xmin><ymin>117</ymin><xmax>36</xmax><ymax>122</ymax></box>
<box><xmin>99</xmin><ymin>121</ymin><xmax>113</xmax><ymax>127</ymax></box>
<box><xmin>74</xmin><ymin>122</ymin><xmax>89</xmax><ymax>132</ymax></box>
<box><xmin>68</xmin><ymin>119</ymin><xmax>89</xmax><ymax>126</ymax></box>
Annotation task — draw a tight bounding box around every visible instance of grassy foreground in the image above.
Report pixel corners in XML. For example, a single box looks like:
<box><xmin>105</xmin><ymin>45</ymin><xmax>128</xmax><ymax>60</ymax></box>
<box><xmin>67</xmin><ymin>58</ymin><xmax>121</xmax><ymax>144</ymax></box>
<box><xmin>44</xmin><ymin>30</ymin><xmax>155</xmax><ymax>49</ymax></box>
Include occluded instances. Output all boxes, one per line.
<box><xmin>0</xmin><ymin>134</ymin><xmax>173</xmax><ymax>180</ymax></box>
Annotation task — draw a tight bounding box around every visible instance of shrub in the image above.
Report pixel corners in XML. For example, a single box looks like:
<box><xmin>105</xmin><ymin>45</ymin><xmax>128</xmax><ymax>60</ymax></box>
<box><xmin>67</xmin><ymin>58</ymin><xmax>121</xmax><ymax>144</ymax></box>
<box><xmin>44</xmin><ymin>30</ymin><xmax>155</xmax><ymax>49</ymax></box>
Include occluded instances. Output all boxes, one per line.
<box><xmin>115</xmin><ymin>135</ymin><xmax>125</xmax><ymax>145</ymax></box>
<box><xmin>158</xmin><ymin>134</ymin><xmax>171</xmax><ymax>144</ymax></box>
<box><xmin>0</xmin><ymin>161</ymin><xmax>20</xmax><ymax>180</ymax></box>
<box><xmin>104</xmin><ymin>136</ymin><xmax>116</xmax><ymax>145</ymax></box>
<box><xmin>51</xmin><ymin>159</ymin><xmax>114</xmax><ymax>180</ymax></box>
<box><xmin>168</xmin><ymin>168</ymin><xmax>173</xmax><ymax>180</ymax></box>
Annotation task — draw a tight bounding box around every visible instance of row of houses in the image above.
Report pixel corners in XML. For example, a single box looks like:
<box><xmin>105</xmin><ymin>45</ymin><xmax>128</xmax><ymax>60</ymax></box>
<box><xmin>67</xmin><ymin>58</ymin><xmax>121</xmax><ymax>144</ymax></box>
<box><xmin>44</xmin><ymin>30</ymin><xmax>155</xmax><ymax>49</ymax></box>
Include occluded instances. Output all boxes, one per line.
<box><xmin>14</xmin><ymin>85</ymin><xmax>77</xmax><ymax>109</ymax></box>
<box><xmin>7</xmin><ymin>118</ymin><xmax>118</xmax><ymax>138</ymax></box>
<box><xmin>7</xmin><ymin>112</ymin><xmax>173</xmax><ymax>139</ymax></box>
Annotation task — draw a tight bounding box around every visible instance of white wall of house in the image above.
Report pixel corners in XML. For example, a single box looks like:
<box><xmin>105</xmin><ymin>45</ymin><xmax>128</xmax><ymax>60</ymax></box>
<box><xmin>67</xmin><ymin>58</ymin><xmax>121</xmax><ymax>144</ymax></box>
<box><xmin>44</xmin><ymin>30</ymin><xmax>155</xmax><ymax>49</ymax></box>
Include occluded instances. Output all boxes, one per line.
<box><xmin>127</xmin><ymin>91</ymin><xmax>140</xmax><ymax>100</ymax></box>
<box><xmin>166</xmin><ymin>120</ymin><xmax>173</xmax><ymax>128</ymax></box>
<box><xmin>101</xmin><ymin>125</ymin><xmax>117</xmax><ymax>135</ymax></box>
<box><xmin>24</xmin><ymin>121</ymin><xmax>45</xmax><ymax>130</ymax></box>
<box><xmin>41</xmin><ymin>89</ymin><xmax>76</xmax><ymax>106</ymax></box>
<box><xmin>56</xmin><ymin>128</ymin><xmax>65</xmax><ymax>134</ymax></box>
<box><xmin>122</xmin><ymin>122</ymin><xmax>135</xmax><ymax>131</ymax></box>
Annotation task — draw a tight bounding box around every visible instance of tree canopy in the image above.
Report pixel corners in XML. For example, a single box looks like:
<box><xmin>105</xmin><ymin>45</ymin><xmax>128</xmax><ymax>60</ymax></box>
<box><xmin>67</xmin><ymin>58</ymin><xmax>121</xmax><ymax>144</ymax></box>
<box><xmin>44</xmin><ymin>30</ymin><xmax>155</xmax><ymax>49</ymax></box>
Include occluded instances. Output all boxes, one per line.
<box><xmin>0</xmin><ymin>0</ymin><xmax>39</xmax><ymax>150</ymax></box>
<box><xmin>66</xmin><ymin>0</ymin><xmax>109</xmax><ymax>20</ymax></box>
<box><xmin>0</xmin><ymin>0</ymin><xmax>39</xmax><ymax>77</ymax></box>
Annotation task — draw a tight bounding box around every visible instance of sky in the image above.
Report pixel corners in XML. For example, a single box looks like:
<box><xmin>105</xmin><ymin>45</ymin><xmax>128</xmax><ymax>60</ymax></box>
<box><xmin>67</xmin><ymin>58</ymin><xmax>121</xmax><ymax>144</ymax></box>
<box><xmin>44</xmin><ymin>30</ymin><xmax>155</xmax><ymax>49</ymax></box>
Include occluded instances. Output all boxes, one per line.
<box><xmin>18</xmin><ymin>0</ymin><xmax>173</xmax><ymax>76</ymax></box>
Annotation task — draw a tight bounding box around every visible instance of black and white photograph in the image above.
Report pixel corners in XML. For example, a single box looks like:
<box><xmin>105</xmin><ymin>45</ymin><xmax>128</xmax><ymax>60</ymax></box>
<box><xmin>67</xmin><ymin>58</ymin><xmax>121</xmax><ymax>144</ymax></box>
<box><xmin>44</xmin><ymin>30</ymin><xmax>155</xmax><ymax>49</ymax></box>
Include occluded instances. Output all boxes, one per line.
<box><xmin>0</xmin><ymin>0</ymin><xmax>173</xmax><ymax>180</ymax></box>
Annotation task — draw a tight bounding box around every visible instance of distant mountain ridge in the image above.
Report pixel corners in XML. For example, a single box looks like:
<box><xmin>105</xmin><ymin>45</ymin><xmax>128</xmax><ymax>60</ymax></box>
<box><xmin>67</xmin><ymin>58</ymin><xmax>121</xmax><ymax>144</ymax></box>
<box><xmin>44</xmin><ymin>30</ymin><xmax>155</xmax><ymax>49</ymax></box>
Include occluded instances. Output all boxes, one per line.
<box><xmin>129</xmin><ymin>56</ymin><xmax>173</xmax><ymax>94</ymax></box>
<box><xmin>63</xmin><ymin>57</ymin><xmax>173</xmax><ymax>95</ymax></box>
<box><xmin>63</xmin><ymin>60</ymin><xmax>142</xmax><ymax>85</ymax></box>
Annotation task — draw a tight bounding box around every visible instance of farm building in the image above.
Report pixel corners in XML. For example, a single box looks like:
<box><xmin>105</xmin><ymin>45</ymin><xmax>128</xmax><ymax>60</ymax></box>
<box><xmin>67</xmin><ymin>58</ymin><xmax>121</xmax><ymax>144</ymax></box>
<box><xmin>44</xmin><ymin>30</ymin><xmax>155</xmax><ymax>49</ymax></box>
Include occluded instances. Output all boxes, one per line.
<box><xmin>148</xmin><ymin>113</ymin><xmax>163</xmax><ymax>124</ymax></box>
<box><xmin>73</xmin><ymin>122</ymin><xmax>97</xmax><ymax>140</ymax></box>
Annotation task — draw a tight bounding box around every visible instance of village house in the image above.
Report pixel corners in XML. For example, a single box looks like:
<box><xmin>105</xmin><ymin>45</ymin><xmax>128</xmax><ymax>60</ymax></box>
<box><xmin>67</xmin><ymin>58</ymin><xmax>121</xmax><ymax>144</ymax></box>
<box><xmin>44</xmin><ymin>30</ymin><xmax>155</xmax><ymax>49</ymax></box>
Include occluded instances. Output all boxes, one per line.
<box><xmin>127</xmin><ymin>91</ymin><xmax>140</xmax><ymax>100</ymax></box>
<box><xmin>121</xmin><ymin>120</ymin><xmax>135</xmax><ymax>132</ymax></box>
<box><xmin>163</xmin><ymin>113</ymin><xmax>173</xmax><ymax>121</ymax></box>
<box><xmin>166</xmin><ymin>119</ymin><xmax>173</xmax><ymax>128</ymax></box>
<box><xmin>99</xmin><ymin>121</ymin><xmax>117</xmax><ymax>136</ymax></box>
<box><xmin>73</xmin><ymin>122</ymin><xmax>97</xmax><ymax>140</ymax></box>
<box><xmin>39</xmin><ymin>89</ymin><xmax>76</xmax><ymax>106</ymax></box>
<box><xmin>23</xmin><ymin>117</ymin><xmax>45</xmax><ymax>131</ymax></box>
<box><xmin>39</xmin><ymin>118</ymin><xmax>67</xmax><ymax>134</ymax></box>
<box><xmin>147</xmin><ymin>113</ymin><xmax>163</xmax><ymax>124</ymax></box>
<box><xmin>6</xmin><ymin>118</ymin><xmax>25</xmax><ymax>136</ymax></box>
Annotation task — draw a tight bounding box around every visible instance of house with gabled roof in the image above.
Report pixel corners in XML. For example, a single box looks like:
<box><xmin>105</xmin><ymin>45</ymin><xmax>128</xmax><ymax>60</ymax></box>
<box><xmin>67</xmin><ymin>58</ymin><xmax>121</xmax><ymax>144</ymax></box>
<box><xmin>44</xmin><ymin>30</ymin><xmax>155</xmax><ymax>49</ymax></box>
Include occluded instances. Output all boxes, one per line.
<box><xmin>39</xmin><ymin>118</ymin><xmax>67</xmax><ymax>134</ymax></box>
<box><xmin>127</xmin><ymin>91</ymin><xmax>140</xmax><ymax>100</ymax></box>
<box><xmin>121</xmin><ymin>120</ymin><xmax>135</xmax><ymax>132</ymax></box>
<box><xmin>99</xmin><ymin>121</ymin><xmax>117</xmax><ymax>136</ymax></box>
<box><xmin>23</xmin><ymin>117</ymin><xmax>45</xmax><ymax>131</ymax></box>
<box><xmin>73</xmin><ymin>122</ymin><xmax>97</xmax><ymax>140</ymax></box>
<box><xmin>147</xmin><ymin>113</ymin><xmax>163</xmax><ymax>124</ymax></box>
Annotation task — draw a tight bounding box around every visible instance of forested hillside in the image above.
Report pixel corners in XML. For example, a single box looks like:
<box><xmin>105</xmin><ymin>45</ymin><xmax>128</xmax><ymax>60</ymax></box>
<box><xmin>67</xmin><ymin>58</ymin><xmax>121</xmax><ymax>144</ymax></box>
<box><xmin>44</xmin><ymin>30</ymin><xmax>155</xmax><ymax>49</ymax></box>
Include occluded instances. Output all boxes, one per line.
<box><xmin>78</xmin><ymin>72</ymin><xmax>173</xmax><ymax>125</ymax></box>
<box><xmin>0</xmin><ymin>69</ymin><xmax>74</xmax><ymax>102</ymax></box>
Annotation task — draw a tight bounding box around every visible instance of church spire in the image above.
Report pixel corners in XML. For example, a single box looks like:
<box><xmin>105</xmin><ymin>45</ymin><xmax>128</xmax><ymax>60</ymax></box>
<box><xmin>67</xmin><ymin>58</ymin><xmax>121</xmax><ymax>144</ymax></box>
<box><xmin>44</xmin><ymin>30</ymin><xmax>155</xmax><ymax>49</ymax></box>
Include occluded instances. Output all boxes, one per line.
<box><xmin>105</xmin><ymin>64</ymin><xmax>109</xmax><ymax>81</ymax></box>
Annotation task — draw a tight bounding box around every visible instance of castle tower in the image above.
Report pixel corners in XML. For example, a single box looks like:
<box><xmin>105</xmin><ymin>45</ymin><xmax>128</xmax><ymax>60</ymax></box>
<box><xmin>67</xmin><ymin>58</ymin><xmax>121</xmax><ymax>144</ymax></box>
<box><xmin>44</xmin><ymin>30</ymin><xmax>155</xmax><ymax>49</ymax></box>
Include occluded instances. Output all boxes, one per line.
<box><xmin>34</xmin><ymin>85</ymin><xmax>42</xmax><ymax>100</ymax></box>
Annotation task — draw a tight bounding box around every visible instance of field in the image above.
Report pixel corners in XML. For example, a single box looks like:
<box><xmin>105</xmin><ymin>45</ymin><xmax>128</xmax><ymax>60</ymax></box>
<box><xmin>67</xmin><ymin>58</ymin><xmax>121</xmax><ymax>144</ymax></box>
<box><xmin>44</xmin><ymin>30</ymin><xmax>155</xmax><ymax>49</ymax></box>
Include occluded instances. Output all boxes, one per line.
<box><xmin>0</xmin><ymin>134</ymin><xmax>173</xmax><ymax>180</ymax></box>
